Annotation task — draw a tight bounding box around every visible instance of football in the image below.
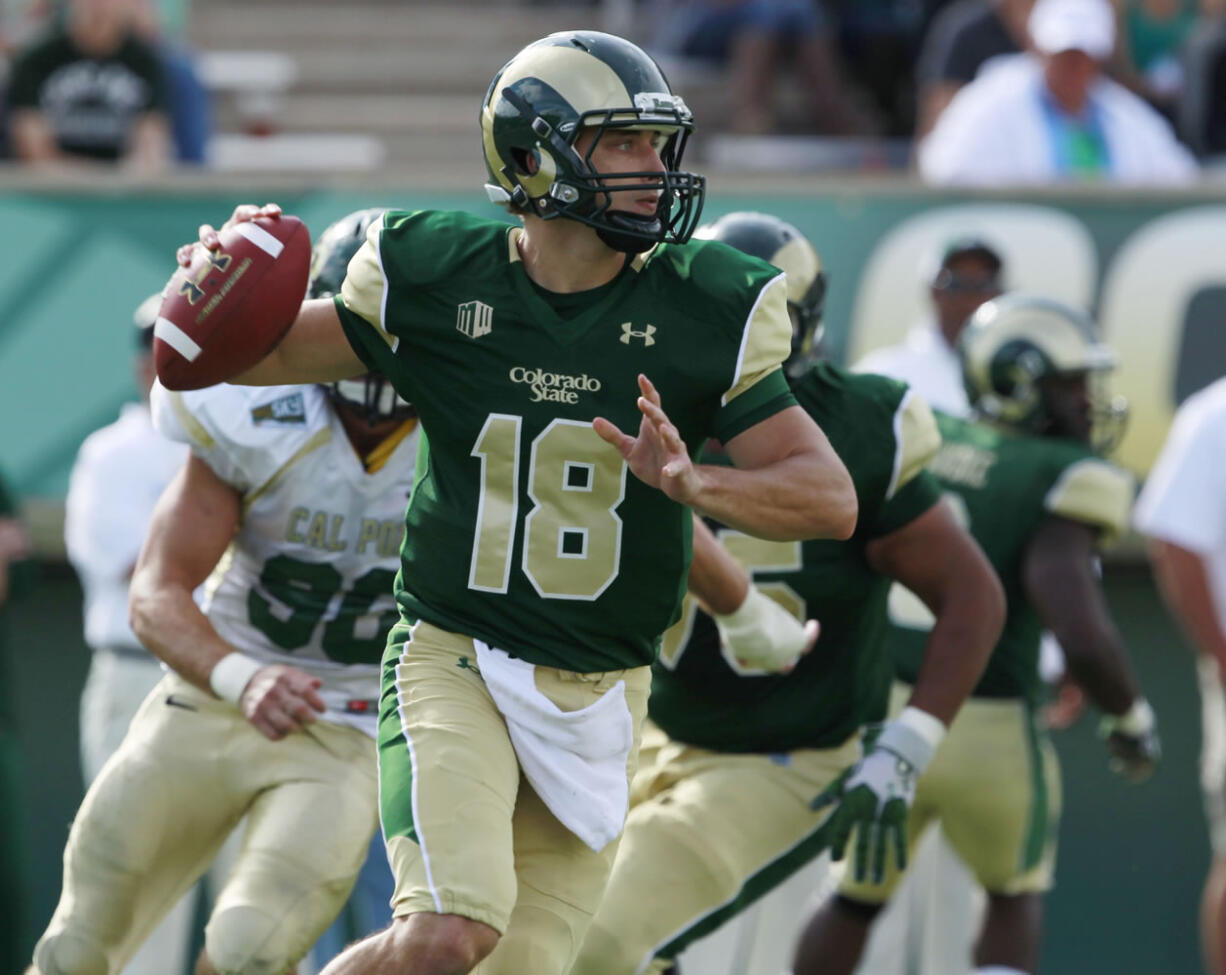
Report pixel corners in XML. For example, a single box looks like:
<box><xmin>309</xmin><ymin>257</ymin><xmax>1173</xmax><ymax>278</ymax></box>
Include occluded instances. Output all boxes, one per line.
<box><xmin>154</xmin><ymin>215</ymin><xmax>312</xmax><ymax>391</ymax></box>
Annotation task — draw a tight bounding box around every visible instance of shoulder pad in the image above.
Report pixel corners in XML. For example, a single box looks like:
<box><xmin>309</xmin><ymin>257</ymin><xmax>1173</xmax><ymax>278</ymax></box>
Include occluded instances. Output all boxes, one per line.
<box><xmin>889</xmin><ymin>389</ymin><xmax>942</xmax><ymax>499</ymax></box>
<box><xmin>1045</xmin><ymin>457</ymin><xmax>1135</xmax><ymax>542</ymax></box>
<box><xmin>151</xmin><ymin>382</ymin><xmax>332</xmax><ymax>493</ymax></box>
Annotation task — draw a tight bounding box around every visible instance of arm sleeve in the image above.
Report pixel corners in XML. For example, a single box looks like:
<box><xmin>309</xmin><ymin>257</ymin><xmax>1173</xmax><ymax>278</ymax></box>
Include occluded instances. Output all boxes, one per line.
<box><xmin>886</xmin><ymin>390</ymin><xmax>941</xmax><ymax>500</ymax></box>
<box><xmin>5</xmin><ymin>46</ymin><xmax>45</xmax><ymax>109</ymax></box>
<box><xmin>1044</xmin><ymin>458</ymin><xmax>1136</xmax><ymax>544</ymax></box>
<box><xmin>712</xmin><ymin>274</ymin><xmax>798</xmax><ymax>442</ymax></box>
<box><xmin>150</xmin><ymin>384</ymin><xmax>250</xmax><ymax>491</ymax></box>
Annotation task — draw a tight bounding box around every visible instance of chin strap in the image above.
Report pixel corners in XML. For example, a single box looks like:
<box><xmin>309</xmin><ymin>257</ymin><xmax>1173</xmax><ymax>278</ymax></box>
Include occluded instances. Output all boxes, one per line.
<box><xmin>596</xmin><ymin>212</ymin><xmax>664</xmax><ymax>254</ymax></box>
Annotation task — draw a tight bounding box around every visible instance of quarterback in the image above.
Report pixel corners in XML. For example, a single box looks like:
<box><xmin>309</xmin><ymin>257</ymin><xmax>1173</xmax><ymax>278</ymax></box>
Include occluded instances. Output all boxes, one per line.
<box><xmin>795</xmin><ymin>295</ymin><xmax>1161</xmax><ymax>975</ymax></box>
<box><xmin>571</xmin><ymin>212</ymin><xmax>1004</xmax><ymax>975</ymax></box>
<box><xmin>29</xmin><ymin>210</ymin><xmax>415</xmax><ymax>975</ymax></box>
<box><xmin>178</xmin><ymin>31</ymin><xmax>856</xmax><ymax>975</ymax></box>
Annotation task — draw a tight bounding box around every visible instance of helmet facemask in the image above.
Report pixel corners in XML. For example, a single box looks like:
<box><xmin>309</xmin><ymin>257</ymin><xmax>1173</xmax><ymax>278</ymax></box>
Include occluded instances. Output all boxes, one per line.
<box><xmin>326</xmin><ymin>375</ymin><xmax>416</xmax><ymax>428</ymax></box>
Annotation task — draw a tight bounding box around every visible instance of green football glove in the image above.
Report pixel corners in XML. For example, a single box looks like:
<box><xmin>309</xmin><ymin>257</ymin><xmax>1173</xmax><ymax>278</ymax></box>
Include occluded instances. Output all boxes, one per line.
<box><xmin>1099</xmin><ymin>698</ymin><xmax>1161</xmax><ymax>783</ymax></box>
<box><xmin>811</xmin><ymin>707</ymin><xmax>946</xmax><ymax>884</ymax></box>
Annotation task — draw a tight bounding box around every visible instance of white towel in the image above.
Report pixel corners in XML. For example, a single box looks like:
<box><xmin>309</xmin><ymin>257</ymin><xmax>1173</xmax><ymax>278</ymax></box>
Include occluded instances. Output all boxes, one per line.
<box><xmin>473</xmin><ymin>640</ymin><xmax>634</xmax><ymax>852</ymax></box>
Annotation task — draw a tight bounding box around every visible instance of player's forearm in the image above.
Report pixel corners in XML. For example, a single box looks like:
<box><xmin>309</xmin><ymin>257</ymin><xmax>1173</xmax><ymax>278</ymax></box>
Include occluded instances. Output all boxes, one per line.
<box><xmin>1037</xmin><ymin>574</ymin><xmax>1140</xmax><ymax>716</ymax></box>
<box><xmin>1149</xmin><ymin>540</ymin><xmax>1226</xmax><ymax>675</ymax></box>
<box><xmin>129</xmin><ymin>579</ymin><xmax>236</xmax><ymax>694</ymax></box>
<box><xmin>686</xmin><ymin>515</ymin><xmax>749</xmax><ymax>616</ymax></box>
<box><xmin>231</xmin><ymin>298</ymin><xmax>365</xmax><ymax>386</ymax></box>
<box><xmin>906</xmin><ymin>578</ymin><xmax>1002</xmax><ymax>726</ymax></box>
<box><xmin>690</xmin><ymin>449</ymin><xmax>856</xmax><ymax>542</ymax></box>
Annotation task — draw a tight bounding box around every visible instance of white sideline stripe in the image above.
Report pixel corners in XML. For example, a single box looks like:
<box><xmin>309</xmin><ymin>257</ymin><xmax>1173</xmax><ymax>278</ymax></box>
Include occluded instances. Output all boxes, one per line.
<box><xmin>154</xmin><ymin>317</ymin><xmax>202</xmax><ymax>361</ymax></box>
<box><xmin>232</xmin><ymin>221</ymin><xmax>285</xmax><ymax>258</ymax></box>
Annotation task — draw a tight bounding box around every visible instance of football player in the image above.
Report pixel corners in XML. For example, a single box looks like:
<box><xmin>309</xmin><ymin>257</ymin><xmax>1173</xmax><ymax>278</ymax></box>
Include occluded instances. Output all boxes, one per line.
<box><xmin>28</xmin><ymin>209</ymin><xmax>417</xmax><ymax>975</ymax></box>
<box><xmin>174</xmin><ymin>31</ymin><xmax>858</xmax><ymax>975</ymax></box>
<box><xmin>569</xmin><ymin>211</ymin><xmax>1004</xmax><ymax>975</ymax></box>
<box><xmin>794</xmin><ymin>295</ymin><xmax>1161</xmax><ymax>975</ymax></box>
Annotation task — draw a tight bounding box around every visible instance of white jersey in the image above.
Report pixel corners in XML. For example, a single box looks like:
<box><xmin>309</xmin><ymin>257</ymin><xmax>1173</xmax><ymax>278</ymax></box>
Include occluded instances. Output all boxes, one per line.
<box><xmin>1135</xmin><ymin>376</ymin><xmax>1226</xmax><ymax>634</ymax></box>
<box><xmin>65</xmin><ymin>402</ymin><xmax>190</xmax><ymax>653</ymax></box>
<box><xmin>151</xmin><ymin>382</ymin><xmax>419</xmax><ymax>735</ymax></box>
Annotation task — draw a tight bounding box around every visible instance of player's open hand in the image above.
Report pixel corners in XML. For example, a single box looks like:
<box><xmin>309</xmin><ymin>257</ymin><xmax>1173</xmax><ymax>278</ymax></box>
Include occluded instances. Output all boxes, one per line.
<box><xmin>594</xmin><ymin>374</ymin><xmax>704</xmax><ymax>504</ymax></box>
<box><xmin>239</xmin><ymin>663</ymin><xmax>327</xmax><ymax>741</ymax></box>
<box><xmin>175</xmin><ymin>202</ymin><xmax>282</xmax><ymax>268</ymax></box>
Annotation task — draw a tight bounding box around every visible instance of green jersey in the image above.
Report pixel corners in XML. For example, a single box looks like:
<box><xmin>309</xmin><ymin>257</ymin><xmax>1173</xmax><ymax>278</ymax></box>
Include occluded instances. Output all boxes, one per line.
<box><xmin>888</xmin><ymin>412</ymin><xmax>1135</xmax><ymax>704</ymax></box>
<box><xmin>336</xmin><ymin>210</ymin><xmax>797</xmax><ymax>672</ymax></box>
<box><xmin>649</xmin><ymin>363</ymin><xmax>943</xmax><ymax>753</ymax></box>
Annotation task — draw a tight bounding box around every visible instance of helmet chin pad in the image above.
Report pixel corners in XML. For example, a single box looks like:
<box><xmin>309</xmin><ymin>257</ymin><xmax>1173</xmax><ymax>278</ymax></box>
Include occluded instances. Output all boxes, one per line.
<box><xmin>596</xmin><ymin>211</ymin><xmax>664</xmax><ymax>254</ymax></box>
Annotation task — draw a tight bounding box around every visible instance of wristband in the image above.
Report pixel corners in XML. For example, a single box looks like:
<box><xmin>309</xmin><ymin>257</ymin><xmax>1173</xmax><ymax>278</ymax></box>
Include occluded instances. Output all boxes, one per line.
<box><xmin>208</xmin><ymin>653</ymin><xmax>263</xmax><ymax>705</ymax></box>
<box><xmin>876</xmin><ymin>706</ymin><xmax>947</xmax><ymax>776</ymax></box>
<box><xmin>714</xmin><ymin>586</ymin><xmax>807</xmax><ymax>670</ymax></box>
<box><xmin>1101</xmin><ymin>697</ymin><xmax>1155</xmax><ymax>737</ymax></box>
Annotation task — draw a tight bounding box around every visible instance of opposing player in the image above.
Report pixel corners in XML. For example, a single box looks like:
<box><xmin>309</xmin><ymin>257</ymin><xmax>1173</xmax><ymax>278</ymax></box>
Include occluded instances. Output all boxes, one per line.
<box><xmin>570</xmin><ymin>211</ymin><xmax>1004</xmax><ymax>975</ymax></box>
<box><xmin>177</xmin><ymin>32</ymin><xmax>857</xmax><ymax>975</ymax></box>
<box><xmin>29</xmin><ymin>209</ymin><xmax>416</xmax><ymax>975</ymax></box>
<box><xmin>794</xmin><ymin>295</ymin><xmax>1161</xmax><ymax>975</ymax></box>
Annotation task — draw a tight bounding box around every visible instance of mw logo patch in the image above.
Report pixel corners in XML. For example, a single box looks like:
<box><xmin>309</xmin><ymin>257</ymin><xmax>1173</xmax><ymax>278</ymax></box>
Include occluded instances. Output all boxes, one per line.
<box><xmin>457</xmin><ymin>300</ymin><xmax>493</xmax><ymax>339</ymax></box>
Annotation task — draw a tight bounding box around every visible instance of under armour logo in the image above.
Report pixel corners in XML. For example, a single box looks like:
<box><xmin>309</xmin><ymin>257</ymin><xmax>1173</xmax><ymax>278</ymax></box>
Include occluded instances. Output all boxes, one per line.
<box><xmin>620</xmin><ymin>322</ymin><xmax>657</xmax><ymax>346</ymax></box>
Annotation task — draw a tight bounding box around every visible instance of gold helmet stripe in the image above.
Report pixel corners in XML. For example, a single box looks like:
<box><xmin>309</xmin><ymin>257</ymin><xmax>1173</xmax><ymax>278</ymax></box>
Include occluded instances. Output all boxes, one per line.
<box><xmin>771</xmin><ymin>236</ymin><xmax>823</xmax><ymax>308</ymax></box>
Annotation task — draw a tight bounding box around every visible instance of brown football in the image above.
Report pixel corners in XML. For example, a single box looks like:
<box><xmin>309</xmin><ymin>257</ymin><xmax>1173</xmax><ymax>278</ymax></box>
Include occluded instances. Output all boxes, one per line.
<box><xmin>155</xmin><ymin>214</ymin><xmax>311</xmax><ymax>391</ymax></box>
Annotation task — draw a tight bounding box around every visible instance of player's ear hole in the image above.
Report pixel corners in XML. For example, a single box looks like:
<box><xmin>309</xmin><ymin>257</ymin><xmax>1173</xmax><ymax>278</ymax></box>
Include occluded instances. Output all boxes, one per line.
<box><xmin>511</xmin><ymin>148</ymin><xmax>540</xmax><ymax>176</ymax></box>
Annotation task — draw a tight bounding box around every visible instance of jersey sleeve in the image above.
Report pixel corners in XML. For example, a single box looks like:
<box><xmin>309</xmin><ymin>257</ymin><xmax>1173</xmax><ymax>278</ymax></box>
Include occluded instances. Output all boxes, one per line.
<box><xmin>712</xmin><ymin>274</ymin><xmax>798</xmax><ymax>442</ymax></box>
<box><xmin>1044</xmin><ymin>457</ymin><xmax>1135</xmax><ymax>542</ymax></box>
<box><xmin>886</xmin><ymin>390</ymin><xmax>941</xmax><ymax>500</ymax></box>
<box><xmin>868</xmin><ymin>389</ymin><xmax>943</xmax><ymax>538</ymax></box>
<box><xmin>338</xmin><ymin>215</ymin><xmax>395</xmax><ymax>347</ymax></box>
<box><xmin>151</xmin><ymin>382</ymin><xmax>329</xmax><ymax>495</ymax></box>
<box><xmin>1135</xmin><ymin>391</ymin><xmax>1226</xmax><ymax>554</ymax></box>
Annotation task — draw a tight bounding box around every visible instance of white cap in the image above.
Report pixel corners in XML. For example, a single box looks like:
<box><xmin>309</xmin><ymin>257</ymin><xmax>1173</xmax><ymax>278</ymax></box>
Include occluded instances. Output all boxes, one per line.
<box><xmin>1028</xmin><ymin>0</ymin><xmax>1116</xmax><ymax>60</ymax></box>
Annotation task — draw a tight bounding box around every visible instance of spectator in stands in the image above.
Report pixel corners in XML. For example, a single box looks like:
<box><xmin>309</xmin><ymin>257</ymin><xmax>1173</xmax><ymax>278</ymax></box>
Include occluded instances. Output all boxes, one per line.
<box><xmin>5</xmin><ymin>0</ymin><xmax>172</xmax><ymax>167</ymax></box>
<box><xmin>918</xmin><ymin>0</ymin><xmax>1199</xmax><ymax>183</ymax></box>
<box><xmin>1110</xmin><ymin>0</ymin><xmax>1201</xmax><ymax>121</ymax></box>
<box><xmin>650</xmin><ymin>0</ymin><xmax>882</xmax><ymax>135</ymax></box>
<box><xmin>1177</xmin><ymin>6</ymin><xmax>1226</xmax><ymax>157</ymax></box>
<box><xmin>853</xmin><ymin>236</ymin><xmax>1004</xmax><ymax>416</ymax></box>
<box><xmin>1134</xmin><ymin>375</ymin><xmax>1226</xmax><ymax>975</ymax></box>
<box><xmin>130</xmin><ymin>0</ymin><xmax>210</xmax><ymax>163</ymax></box>
<box><xmin>826</xmin><ymin>0</ymin><xmax>940</xmax><ymax>135</ymax></box>
<box><xmin>913</xmin><ymin>0</ymin><xmax>1032</xmax><ymax>139</ymax></box>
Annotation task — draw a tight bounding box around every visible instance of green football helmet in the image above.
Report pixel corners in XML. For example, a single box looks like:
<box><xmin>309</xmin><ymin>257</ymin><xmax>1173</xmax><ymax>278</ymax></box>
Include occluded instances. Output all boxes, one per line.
<box><xmin>959</xmin><ymin>294</ymin><xmax>1127</xmax><ymax>450</ymax></box>
<box><xmin>309</xmin><ymin>208</ymin><xmax>414</xmax><ymax>427</ymax></box>
<box><xmin>694</xmin><ymin>211</ymin><xmax>827</xmax><ymax>379</ymax></box>
<box><xmin>480</xmin><ymin>30</ymin><xmax>706</xmax><ymax>253</ymax></box>
<box><xmin>308</xmin><ymin>207</ymin><xmax>389</xmax><ymax>300</ymax></box>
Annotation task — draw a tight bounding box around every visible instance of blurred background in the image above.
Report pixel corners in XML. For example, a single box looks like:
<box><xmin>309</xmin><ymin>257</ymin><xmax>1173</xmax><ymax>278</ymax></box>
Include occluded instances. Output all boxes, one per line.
<box><xmin>2</xmin><ymin>0</ymin><xmax>1225</xmax><ymax>973</ymax></box>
